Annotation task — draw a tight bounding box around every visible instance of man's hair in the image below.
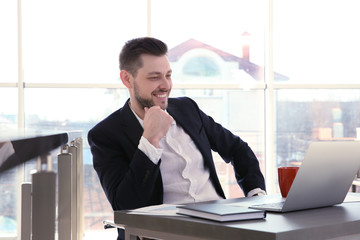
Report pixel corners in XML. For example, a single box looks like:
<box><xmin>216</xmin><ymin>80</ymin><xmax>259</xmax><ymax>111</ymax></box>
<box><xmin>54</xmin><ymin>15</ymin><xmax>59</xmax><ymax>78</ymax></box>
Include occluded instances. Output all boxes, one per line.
<box><xmin>119</xmin><ymin>37</ymin><xmax>168</xmax><ymax>77</ymax></box>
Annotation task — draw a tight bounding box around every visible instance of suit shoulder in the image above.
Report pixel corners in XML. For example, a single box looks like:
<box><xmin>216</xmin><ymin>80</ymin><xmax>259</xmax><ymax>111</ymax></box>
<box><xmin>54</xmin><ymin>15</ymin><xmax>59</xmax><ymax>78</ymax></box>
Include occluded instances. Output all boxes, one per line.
<box><xmin>169</xmin><ymin>97</ymin><xmax>199</xmax><ymax>108</ymax></box>
<box><xmin>88</xmin><ymin>108</ymin><xmax>122</xmax><ymax>137</ymax></box>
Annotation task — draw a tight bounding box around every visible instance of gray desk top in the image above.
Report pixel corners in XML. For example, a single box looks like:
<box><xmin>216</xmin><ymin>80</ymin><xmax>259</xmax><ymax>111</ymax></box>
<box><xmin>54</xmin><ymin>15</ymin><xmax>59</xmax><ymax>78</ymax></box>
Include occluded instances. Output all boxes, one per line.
<box><xmin>114</xmin><ymin>194</ymin><xmax>360</xmax><ymax>240</ymax></box>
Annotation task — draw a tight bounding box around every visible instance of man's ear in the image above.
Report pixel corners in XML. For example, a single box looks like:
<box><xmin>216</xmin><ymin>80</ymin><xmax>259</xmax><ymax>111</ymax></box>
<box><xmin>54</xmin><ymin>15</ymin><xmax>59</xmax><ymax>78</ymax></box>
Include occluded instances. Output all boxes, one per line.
<box><xmin>120</xmin><ymin>70</ymin><xmax>132</xmax><ymax>88</ymax></box>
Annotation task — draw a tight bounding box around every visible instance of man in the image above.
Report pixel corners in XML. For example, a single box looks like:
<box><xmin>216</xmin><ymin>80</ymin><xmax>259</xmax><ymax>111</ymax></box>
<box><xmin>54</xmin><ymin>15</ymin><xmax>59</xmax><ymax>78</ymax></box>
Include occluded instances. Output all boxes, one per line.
<box><xmin>88</xmin><ymin>37</ymin><xmax>266</xmax><ymax>239</ymax></box>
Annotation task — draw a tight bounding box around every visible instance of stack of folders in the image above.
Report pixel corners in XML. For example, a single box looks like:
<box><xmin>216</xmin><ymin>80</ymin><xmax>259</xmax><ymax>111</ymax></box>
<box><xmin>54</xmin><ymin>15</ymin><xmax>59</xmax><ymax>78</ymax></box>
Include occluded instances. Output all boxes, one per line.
<box><xmin>177</xmin><ymin>203</ymin><xmax>266</xmax><ymax>222</ymax></box>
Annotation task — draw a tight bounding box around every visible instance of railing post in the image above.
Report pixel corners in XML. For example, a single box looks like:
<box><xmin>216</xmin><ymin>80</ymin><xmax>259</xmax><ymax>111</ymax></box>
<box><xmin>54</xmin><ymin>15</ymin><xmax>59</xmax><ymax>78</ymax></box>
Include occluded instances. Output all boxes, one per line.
<box><xmin>58</xmin><ymin>145</ymin><xmax>73</xmax><ymax>240</ymax></box>
<box><xmin>74</xmin><ymin>138</ymin><xmax>84</xmax><ymax>239</ymax></box>
<box><xmin>31</xmin><ymin>154</ymin><xmax>56</xmax><ymax>240</ymax></box>
<box><xmin>21</xmin><ymin>182</ymin><xmax>31</xmax><ymax>240</ymax></box>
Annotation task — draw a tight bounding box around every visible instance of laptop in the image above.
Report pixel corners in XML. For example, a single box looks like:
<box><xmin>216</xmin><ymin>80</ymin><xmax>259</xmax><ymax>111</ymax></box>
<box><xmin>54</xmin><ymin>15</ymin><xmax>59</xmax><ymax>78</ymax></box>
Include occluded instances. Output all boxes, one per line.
<box><xmin>250</xmin><ymin>141</ymin><xmax>360</xmax><ymax>212</ymax></box>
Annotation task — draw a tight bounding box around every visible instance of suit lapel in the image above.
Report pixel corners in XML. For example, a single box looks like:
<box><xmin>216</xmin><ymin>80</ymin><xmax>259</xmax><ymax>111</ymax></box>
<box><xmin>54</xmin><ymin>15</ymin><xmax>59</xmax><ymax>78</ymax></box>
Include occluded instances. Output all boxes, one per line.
<box><xmin>119</xmin><ymin>99</ymin><xmax>144</xmax><ymax>147</ymax></box>
<box><xmin>167</xmin><ymin>100</ymin><xmax>210</xmax><ymax>162</ymax></box>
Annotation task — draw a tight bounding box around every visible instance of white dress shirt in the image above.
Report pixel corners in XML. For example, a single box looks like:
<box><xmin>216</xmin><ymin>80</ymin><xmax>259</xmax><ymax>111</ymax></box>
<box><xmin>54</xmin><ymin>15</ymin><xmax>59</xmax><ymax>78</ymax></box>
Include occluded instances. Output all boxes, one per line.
<box><xmin>137</xmin><ymin>117</ymin><xmax>222</xmax><ymax>204</ymax></box>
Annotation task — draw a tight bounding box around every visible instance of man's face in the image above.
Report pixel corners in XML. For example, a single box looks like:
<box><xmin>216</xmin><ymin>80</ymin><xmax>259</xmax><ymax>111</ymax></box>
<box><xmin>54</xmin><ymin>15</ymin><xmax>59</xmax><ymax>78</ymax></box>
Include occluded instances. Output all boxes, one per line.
<box><xmin>131</xmin><ymin>54</ymin><xmax>172</xmax><ymax>110</ymax></box>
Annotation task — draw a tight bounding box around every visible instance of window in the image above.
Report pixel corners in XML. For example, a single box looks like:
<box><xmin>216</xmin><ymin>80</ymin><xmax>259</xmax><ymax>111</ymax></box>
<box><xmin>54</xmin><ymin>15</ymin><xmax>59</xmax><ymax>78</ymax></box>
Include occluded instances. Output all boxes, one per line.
<box><xmin>183</xmin><ymin>56</ymin><xmax>220</xmax><ymax>77</ymax></box>
<box><xmin>0</xmin><ymin>88</ymin><xmax>17</xmax><ymax>129</ymax></box>
<box><xmin>24</xmin><ymin>88</ymin><xmax>128</xmax><ymax>238</ymax></box>
<box><xmin>0</xmin><ymin>1</ymin><xmax>17</xmax><ymax>84</ymax></box>
<box><xmin>21</xmin><ymin>0</ymin><xmax>146</xmax><ymax>84</ymax></box>
<box><xmin>1</xmin><ymin>0</ymin><xmax>360</xmax><ymax>239</ymax></box>
<box><xmin>273</xmin><ymin>0</ymin><xmax>360</xmax><ymax>83</ymax></box>
<box><xmin>275</xmin><ymin>89</ymin><xmax>360</xmax><ymax>167</ymax></box>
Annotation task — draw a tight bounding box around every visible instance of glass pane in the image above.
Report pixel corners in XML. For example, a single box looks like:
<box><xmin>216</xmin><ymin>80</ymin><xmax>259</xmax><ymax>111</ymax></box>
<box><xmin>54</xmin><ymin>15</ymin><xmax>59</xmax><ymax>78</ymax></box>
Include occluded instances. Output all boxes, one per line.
<box><xmin>153</xmin><ymin>0</ymin><xmax>267</xmax><ymax>84</ymax></box>
<box><xmin>0</xmin><ymin>88</ymin><xmax>18</xmax><ymax>130</ymax></box>
<box><xmin>273</xmin><ymin>0</ymin><xmax>360</xmax><ymax>83</ymax></box>
<box><xmin>172</xmin><ymin>89</ymin><xmax>265</xmax><ymax>198</ymax></box>
<box><xmin>0</xmin><ymin>0</ymin><xmax>17</xmax><ymax>83</ymax></box>
<box><xmin>24</xmin><ymin>88</ymin><xmax>128</xmax><ymax>128</ymax></box>
<box><xmin>0</xmin><ymin>87</ymin><xmax>18</xmax><ymax>237</ymax></box>
<box><xmin>22</xmin><ymin>0</ymin><xmax>146</xmax><ymax>84</ymax></box>
<box><xmin>0</xmin><ymin>167</ymin><xmax>19</xmax><ymax>237</ymax></box>
<box><xmin>275</xmin><ymin>89</ymin><xmax>360</xmax><ymax>168</ymax></box>
<box><xmin>24</xmin><ymin>88</ymin><xmax>128</xmax><ymax>237</ymax></box>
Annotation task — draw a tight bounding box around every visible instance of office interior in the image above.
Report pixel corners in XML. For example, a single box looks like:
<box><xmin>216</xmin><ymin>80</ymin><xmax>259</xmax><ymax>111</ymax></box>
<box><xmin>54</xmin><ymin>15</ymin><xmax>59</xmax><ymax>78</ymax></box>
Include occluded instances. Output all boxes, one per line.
<box><xmin>1</xmin><ymin>0</ymin><xmax>360</xmax><ymax>239</ymax></box>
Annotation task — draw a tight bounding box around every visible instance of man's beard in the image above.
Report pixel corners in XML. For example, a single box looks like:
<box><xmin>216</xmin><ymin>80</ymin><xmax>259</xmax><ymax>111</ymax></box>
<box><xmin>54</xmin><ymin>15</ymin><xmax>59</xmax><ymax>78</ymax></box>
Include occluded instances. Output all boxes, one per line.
<box><xmin>134</xmin><ymin>81</ymin><xmax>168</xmax><ymax>110</ymax></box>
<box><xmin>135</xmin><ymin>93</ymin><xmax>154</xmax><ymax>109</ymax></box>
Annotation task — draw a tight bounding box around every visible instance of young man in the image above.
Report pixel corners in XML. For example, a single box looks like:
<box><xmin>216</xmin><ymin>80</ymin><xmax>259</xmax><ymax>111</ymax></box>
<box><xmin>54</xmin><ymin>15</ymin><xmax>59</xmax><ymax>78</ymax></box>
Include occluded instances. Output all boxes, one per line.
<box><xmin>88</xmin><ymin>37</ymin><xmax>266</xmax><ymax>240</ymax></box>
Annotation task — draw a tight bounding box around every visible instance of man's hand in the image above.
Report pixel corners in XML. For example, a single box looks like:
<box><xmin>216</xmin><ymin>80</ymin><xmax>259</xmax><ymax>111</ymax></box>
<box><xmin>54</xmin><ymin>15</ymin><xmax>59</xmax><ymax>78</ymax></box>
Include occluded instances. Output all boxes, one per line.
<box><xmin>142</xmin><ymin>106</ymin><xmax>173</xmax><ymax>148</ymax></box>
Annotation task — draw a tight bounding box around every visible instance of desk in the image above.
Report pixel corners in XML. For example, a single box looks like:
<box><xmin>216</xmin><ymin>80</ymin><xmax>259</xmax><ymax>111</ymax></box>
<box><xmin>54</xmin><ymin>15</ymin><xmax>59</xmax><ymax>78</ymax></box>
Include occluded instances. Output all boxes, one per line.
<box><xmin>114</xmin><ymin>194</ymin><xmax>360</xmax><ymax>240</ymax></box>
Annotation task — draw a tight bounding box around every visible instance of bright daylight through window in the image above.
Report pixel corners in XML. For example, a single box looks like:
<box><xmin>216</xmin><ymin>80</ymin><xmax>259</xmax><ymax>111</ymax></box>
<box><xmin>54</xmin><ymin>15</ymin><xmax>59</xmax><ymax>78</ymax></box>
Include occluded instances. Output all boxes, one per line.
<box><xmin>1</xmin><ymin>0</ymin><xmax>360</xmax><ymax>239</ymax></box>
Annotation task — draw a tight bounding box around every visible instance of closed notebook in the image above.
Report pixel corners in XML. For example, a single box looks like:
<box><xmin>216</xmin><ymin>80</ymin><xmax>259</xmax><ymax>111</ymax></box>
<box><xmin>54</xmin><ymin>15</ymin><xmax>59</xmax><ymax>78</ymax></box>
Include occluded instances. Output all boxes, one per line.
<box><xmin>177</xmin><ymin>203</ymin><xmax>266</xmax><ymax>222</ymax></box>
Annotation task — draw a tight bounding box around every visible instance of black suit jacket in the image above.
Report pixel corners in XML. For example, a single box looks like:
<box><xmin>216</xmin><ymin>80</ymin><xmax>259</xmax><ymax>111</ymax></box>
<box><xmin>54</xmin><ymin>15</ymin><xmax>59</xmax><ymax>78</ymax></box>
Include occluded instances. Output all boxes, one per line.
<box><xmin>88</xmin><ymin>97</ymin><xmax>265</xmax><ymax>211</ymax></box>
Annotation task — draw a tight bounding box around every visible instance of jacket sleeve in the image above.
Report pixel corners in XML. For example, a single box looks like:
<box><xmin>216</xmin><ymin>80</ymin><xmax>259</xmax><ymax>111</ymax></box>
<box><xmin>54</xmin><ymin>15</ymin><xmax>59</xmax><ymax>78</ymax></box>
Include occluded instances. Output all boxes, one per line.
<box><xmin>87</xmin><ymin>117</ymin><xmax>163</xmax><ymax>211</ymax></box>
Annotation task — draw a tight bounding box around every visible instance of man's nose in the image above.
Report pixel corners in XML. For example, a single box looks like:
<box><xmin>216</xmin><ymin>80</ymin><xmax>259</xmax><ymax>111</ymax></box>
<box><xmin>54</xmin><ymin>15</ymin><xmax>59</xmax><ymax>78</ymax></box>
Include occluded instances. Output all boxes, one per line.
<box><xmin>159</xmin><ymin>76</ymin><xmax>171</xmax><ymax>89</ymax></box>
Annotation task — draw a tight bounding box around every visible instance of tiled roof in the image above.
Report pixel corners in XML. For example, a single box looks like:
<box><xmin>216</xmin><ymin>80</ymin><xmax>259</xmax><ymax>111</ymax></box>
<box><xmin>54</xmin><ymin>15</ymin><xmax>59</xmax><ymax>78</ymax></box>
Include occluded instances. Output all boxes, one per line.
<box><xmin>168</xmin><ymin>38</ymin><xmax>240</xmax><ymax>62</ymax></box>
<box><xmin>168</xmin><ymin>38</ymin><xmax>289</xmax><ymax>81</ymax></box>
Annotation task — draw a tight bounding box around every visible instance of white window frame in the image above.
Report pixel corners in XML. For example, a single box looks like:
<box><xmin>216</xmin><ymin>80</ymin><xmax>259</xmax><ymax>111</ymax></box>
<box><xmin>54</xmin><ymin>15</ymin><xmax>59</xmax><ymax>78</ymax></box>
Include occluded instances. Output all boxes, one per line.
<box><xmin>2</xmin><ymin>0</ymin><xmax>360</xmax><ymax>238</ymax></box>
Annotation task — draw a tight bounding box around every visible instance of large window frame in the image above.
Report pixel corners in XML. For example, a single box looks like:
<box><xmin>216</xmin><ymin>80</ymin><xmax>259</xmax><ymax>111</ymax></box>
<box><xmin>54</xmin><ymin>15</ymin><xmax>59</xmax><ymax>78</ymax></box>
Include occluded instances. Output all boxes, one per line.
<box><xmin>2</xmin><ymin>0</ymin><xmax>360</xmax><ymax>238</ymax></box>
